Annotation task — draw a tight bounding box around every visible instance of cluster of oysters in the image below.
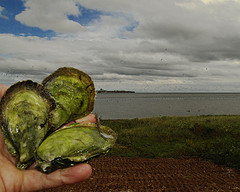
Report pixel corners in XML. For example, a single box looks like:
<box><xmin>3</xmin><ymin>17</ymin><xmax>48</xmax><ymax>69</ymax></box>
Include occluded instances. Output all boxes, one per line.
<box><xmin>0</xmin><ymin>67</ymin><xmax>116</xmax><ymax>173</ymax></box>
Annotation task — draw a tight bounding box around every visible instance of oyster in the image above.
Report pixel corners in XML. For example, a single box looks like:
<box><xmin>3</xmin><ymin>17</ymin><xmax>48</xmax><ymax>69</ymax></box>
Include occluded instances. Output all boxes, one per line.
<box><xmin>35</xmin><ymin>123</ymin><xmax>116</xmax><ymax>173</ymax></box>
<box><xmin>42</xmin><ymin>67</ymin><xmax>95</xmax><ymax>130</ymax></box>
<box><xmin>0</xmin><ymin>67</ymin><xmax>116</xmax><ymax>172</ymax></box>
<box><xmin>0</xmin><ymin>80</ymin><xmax>55</xmax><ymax>169</ymax></box>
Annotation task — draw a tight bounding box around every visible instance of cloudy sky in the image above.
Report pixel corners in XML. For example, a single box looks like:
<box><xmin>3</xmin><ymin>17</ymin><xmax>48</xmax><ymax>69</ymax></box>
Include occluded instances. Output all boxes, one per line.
<box><xmin>0</xmin><ymin>0</ymin><xmax>240</xmax><ymax>92</ymax></box>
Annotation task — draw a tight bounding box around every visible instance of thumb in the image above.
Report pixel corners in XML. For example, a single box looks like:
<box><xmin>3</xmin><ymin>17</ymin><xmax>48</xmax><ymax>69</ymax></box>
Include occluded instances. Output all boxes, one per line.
<box><xmin>21</xmin><ymin>163</ymin><xmax>92</xmax><ymax>192</ymax></box>
<box><xmin>0</xmin><ymin>84</ymin><xmax>8</xmax><ymax>100</ymax></box>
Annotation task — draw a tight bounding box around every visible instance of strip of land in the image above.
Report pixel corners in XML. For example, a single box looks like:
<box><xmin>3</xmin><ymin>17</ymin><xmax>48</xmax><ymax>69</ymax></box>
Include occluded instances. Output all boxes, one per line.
<box><xmin>103</xmin><ymin>115</ymin><xmax>240</xmax><ymax>169</ymax></box>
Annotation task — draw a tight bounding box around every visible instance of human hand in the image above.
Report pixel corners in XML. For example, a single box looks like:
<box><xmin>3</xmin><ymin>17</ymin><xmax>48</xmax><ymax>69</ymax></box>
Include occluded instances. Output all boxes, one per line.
<box><xmin>0</xmin><ymin>84</ymin><xmax>93</xmax><ymax>192</ymax></box>
<box><xmin>0</xmin><ymin>84</ymin><xmax>8</xmax><ymax>99</ymax></box>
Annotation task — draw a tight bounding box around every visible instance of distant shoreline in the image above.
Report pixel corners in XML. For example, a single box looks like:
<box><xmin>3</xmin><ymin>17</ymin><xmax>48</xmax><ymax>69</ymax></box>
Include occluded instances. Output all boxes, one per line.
<box><xmin>96</xmin><ymin>89</ymin><xmax>135</xmax><ymax>93</ymax></box>
<box><xmin>96</xmin><ymin>90</ymin><xmax>240</xmax><ymax>94</ymax></box>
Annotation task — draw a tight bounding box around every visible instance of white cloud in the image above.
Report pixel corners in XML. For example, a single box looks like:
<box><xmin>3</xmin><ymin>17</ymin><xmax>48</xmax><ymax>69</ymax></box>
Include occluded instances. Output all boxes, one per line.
<box><xmin>201</xmin><ymin>0</ymin><xmax>240</xmax><ymax>4</ymax></box>
<box><xmin>15</xmin><ymin>0</ymin><xmax>85</xmax><ymax>33</ymax></box>
<box><xmin>86</xmin><ymin>14</ymin><xmax>136</xmax><ymax>39</ymax></box>
<box><xmin>1</xmin><ymin>0</ymin><xmax>240</xmax><ymax>92</ymax></box>
<box><xmin>0</xmin><ymin>6</ymin><xmax>8</xmax><ymax>19</ymax></box>
<box><xmin>1</xmin><ymin>31</ymin><xmax>240</xmax><ymax>92</ymax></box>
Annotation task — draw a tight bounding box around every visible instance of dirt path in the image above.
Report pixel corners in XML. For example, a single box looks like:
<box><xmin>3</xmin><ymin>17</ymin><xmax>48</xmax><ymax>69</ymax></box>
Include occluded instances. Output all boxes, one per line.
<box><xmin>41</xmin><ymin>156</ymin><xmax>240</xmax><ymax>192</ymax></box>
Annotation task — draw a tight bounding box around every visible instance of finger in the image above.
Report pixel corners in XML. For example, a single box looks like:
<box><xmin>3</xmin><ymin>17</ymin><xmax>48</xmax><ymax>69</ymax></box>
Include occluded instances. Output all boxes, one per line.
<box><xmin>0</xmin><ymin>84</ymin><xmax>8</xmax><ymax>100</ymax></box>
<box><xmin>0</xmin><ymin>131</ymin><xmax>16</xmax><ymax>164</ymax></box>
<box><xmin>21</xmin><ymin>163</ymin><xmax>92</xmax><ymax>192</ymax></box>
<box><xmin>75</xmin><ymin>113</ymin><xmax>96</xmax><ymax>124</ymax></box>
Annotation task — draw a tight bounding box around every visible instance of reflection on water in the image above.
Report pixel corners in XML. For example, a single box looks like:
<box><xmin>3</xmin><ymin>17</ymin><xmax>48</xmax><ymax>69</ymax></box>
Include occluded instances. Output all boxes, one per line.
<box><xmin>93</xmin><ymin>93</ymin><xmax>240</xmax><ymax>119</ymax></box>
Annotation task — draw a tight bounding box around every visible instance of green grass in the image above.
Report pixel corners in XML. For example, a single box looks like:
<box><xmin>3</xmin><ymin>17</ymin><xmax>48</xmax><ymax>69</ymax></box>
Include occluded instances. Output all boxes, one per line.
<box><xmin>101</xmin><ymin>115</ymin><xmax>240</xmax><ymax>169</ymax></box>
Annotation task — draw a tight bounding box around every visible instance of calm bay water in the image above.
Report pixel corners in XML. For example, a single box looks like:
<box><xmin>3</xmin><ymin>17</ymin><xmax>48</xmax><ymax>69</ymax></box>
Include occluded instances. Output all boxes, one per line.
<box><xmin>93</xmin><ymin>93</ymin><xmax>240</xmax><ymax>119</ymax></box>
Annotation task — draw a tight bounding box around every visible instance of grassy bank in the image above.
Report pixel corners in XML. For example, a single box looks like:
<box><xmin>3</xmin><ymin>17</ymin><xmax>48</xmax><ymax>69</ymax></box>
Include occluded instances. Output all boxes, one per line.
<box><xmin>101</xmin><ymin>115</ymin><xmax>240</xmax><ymax>169</ymax></box>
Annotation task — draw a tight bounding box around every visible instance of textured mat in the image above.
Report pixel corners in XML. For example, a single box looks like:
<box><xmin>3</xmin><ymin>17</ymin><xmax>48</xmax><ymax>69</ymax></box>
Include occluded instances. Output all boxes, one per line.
<box><xmin>41</xmin><ymin>156</ymin><xmax>240</xmax><ymax>192</ymax></box>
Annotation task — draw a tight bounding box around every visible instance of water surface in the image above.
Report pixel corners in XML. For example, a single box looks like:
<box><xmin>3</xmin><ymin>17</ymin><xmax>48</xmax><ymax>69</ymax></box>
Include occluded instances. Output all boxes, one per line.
<box><xmin>93</xmin><ymin>93</ymin><xmax>240</xmax><ymax>119</ymax></box>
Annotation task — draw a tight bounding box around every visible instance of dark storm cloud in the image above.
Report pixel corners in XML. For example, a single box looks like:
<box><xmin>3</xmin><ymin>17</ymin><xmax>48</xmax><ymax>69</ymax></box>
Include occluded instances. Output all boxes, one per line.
<box><xmin>132</xmin><ymin>0</ymin><xmax>240</xmax><ymax>64</ymax></box>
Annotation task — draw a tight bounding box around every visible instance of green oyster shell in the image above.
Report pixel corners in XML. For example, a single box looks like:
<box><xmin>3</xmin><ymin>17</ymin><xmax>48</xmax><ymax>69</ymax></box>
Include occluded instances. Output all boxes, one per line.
<box><xmin>0</xmin><ymin>67</ymin><xmax>115</xmax><ymax>172</ymax></box>
<box><xmin>42</xmin><ymin>67</ymin><xmax>95</xmax><ymax>130</ymax></box>
<box><xmin>35</xmin><ymin>123</ymin><xmax>116</xmax><ymax>173</ymax></box>
<box><xmin>0</xmin><ymin>80</ymin><xmax>55</xmax><ymax>169</ymax></box>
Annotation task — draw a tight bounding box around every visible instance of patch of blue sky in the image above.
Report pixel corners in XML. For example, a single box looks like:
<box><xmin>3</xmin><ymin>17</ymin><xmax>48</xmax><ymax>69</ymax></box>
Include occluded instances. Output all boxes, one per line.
<box><xmin>0</xmin><ymin>0</ymin><xmax>56</xmax><ymax>38</ymax></box>
<box><xmin>121</xmin><ymin>14</ymin><xmax>139</xmax><ymax>33</ymax></box>
<box><xmin>111</xmin><ymin>12</ymin><xmax>139</xmax><ymax>39</ymax></box>
<box><xmin>0</xmin><ymin>53</ymin><xmax>16</xmax><ymax>59</ymax></box>
<box><xmin>0</xmin><ymin>0</ymin><xmax>24</xmax><ymax>18</ymax></box>
<box><xmin>0</xmin><ymin>2</ymin><xmax>138</xmax><ymax>38</ymax></box>
<box><xmin>125</xmin><ymin>19</ymin><xmax>139</xmax><ymax>32</ymax></box>
<box><xmin>68</xmin><ymin>5</ymin><xmax>139</xmax><ymax>32</ymax></box>
<box><xmin>0</xmin><ymin>17</ymin><xmax>56</xmax><ymax>38</ymax></box>
<box><xmin>68</xmin><ymin>5</ymin><xmax>104</xmax><ymax>26</ymax></box>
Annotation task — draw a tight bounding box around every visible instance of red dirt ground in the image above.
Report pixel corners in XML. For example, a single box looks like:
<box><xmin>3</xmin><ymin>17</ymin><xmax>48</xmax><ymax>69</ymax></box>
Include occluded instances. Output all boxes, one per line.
<box><xmin>41</xmin><ymin>156</ymin><xmax>240</xmax><ymax>192</ymax></box>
